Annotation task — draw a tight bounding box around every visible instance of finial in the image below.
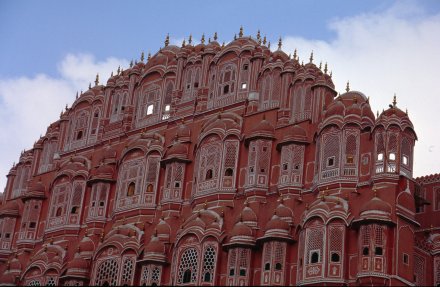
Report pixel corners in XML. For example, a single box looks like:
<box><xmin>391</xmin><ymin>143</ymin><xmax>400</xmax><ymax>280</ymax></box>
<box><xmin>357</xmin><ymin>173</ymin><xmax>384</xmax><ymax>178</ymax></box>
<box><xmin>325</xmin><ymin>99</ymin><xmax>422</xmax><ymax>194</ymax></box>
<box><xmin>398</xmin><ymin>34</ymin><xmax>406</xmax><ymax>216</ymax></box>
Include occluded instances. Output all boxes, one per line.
<box><xmin>201</xmin><ymin>33</ymin><xmax>205</xmax><ymax>44</ymax></box>
<box><xmin>377</xmin><ymin>110</ymin><xmax>379</xmax><ymax>117</ymax></box>
<box><xmin>214</xmin><ymin>32</ymin><xmax>218</xmax><ymax>41</ymax></box>
<box><xmin>406</xmin><ymin>108</ymin><xmax>408</xmax><ymax>115</ymax></box>
<box><xmin>324</xmin><ymin>62</ymin><xmax>328</xmax><ymax>74</ymax></box>
<box><xmin>263</xmin><ymin>35</ymin><xmax>267</xmax><ymax>45</ymax></box>
<box><xmin>129</xmin><ymin>60</ymin><xmax>133</xmax><ymax>68</ymax></box>
<box><xmin>256</xmin><ymin>30</ymin><xmax>261</xmax><ymax>40</ymax></box>
<box><xmin>204</xmin><ymin>200</ymin><xmax>208</xmax><ymax>209</ymax></box>
<box><xmin>301</xmin><ymin>60</ymin><xmax>304</xmax><ymax>66</ymax></box>
<box><xmin>353</xmin><ymin>95</ymin><xmax>358</xmax><ymax>104</ymax></box>
<box><xmin>164</xmin><ymin>33</ymin><xmax>169</xmax><ymax>47</ymax></box>
<box><xmin>140</xmin><ymin>51</ymin><xmax>145</xmax><ymax>62</ymax></box>
<box><xmin>222</xmin><ymin>41</ymin><xmax>225</xmax><ymax>48</ymax></box>
<box><xmin>94</xmin><ymin>73</ymin><xmax>99</xmax><ymax>86</ymax></box>
<box><xmin>373</xmin><ymin>188</ymin><xmax>377</xmax><ymax>197</ymax></box>
<box><xmin>182</xmin><ymin>38</ymin><xmax>186</xmax><ymax>47</ymax></box>
<box><xmin>278</xmin><ymin>37</ymin><xmax>282</xmax><ymax>50</ymax></box>
<box><xmin>345</xmin><ymin>81</ymin><xmax>350</xmax><ymax>92</ymax></box>
<box><xmin>88</xmin><ymin>82</ymin><xmax>91</xmax><ymax>89</ymax></box>
<box><xmin>293</xmin><ymin>48</ymin><xmax>297</xmax><ymax>60</ymax></box>
<box><xmin>76</xmin><ymin>91</ymin><xmax>78</xmax><ymax>99</ymax></box>
<box><xmin>135</xmin><ymin>59</ymin><xmax>137</xmax><ymax>64</ymax></box>
<box><xmin>239</xmin><ymin>25</ymin><xmax>244</xmax><ymax>37</ymax></box>
<box><xmin>367</xmin><ymin>96</ymin><xmax>370</xmax><ymax>104</ymax></box>
<box><xmin>148</xmin><ymin>52</ymin><xmax>151</xmax><ymax>60</ymax></box>
<box><xmin>392</xmin><ymin>93</ymin><xmax>397</xmax><ymax>108</ymax></box>
<box><xmin>188</xmin><ymin>34</ymin><xmax>192</xmax><ymax>45</ymax></box>
<box><xmin>268</xmin><ymin>41</ymin><xmax>271</xmax><ymax>49</ymax></box>
<box><xmin>117</xmin><ymin>66</ymin><xmax>120</xmax><ymax>75</ymax></box>
<box><xmin>309</xmin><ymin>51</ymin><xmax>313</xmax><ymax>63</ymax></box>
<box><xmin>234</xmin><ymin>34</ymin><xmax>237</xmax><ymax>40</ymax></box>
<box><xmin>111</xmin><ymin>71</ymin><xmax>113</xmax><ymax>77</ymax></box>
<box><xmin>330</xmin><ymin>71</ymin><xmax>332</xmax><ymax>78</ymax></box>
<box><xmin>208</xmin><ymin>37</ymin><xmax>211</xmax><ymax>43</ymax></box>
<box><xmin>319</xmin><ymin>61</ymin><xmax>322</xmax><ymax>70</ymax></box>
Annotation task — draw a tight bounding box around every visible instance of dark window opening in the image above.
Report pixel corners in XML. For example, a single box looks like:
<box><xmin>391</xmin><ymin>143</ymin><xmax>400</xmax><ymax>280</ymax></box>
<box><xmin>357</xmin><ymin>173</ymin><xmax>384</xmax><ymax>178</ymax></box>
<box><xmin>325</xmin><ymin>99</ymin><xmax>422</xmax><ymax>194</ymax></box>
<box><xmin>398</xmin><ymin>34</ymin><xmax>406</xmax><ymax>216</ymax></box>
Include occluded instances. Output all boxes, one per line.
<box><xmin>174</xmin><ymin>182</ymin><xmax>181</xmax><ymax>188</ymax></box>
<box><xmin>92</xmin><ymin>202</ymin><xmax>96</xmax><ymax>207</ymax></box>
<box><xmin>294</xmin><ymin>164</ymin><xmax>300</xmax><ymax>170</ymax></box>
<box><xmin>76</xmin><ymin>131</ymin><xmax>83</xmax><ymax>140</ymax></box>
<box><xmin>346</xmin><ymin>155</ymin><xmax>354</xmax><ymax>164</ymax></box>
<box><xmin>260</xmin><ymin>168</ymin><xmax>265</xmax><ymax>173</ymax></box>
<box><xmin>283</xmin><ymin>163</ymin><xmax>288</xmax><ymax>170</ymax></box>
<box><xmin>56</xmin><ymin>207</ymin><xmax>63</xmax><ymax>217</ymax></box>
<box><xmin>183</xmin><ymin>269</ymin><xmax>192</xmax><ymax>283</ymax></box>
<box><xmin>311</xmin><ymin>252</ymin><xmax>319</xmax><ymax>263</ymax></box>
<box><xmin>99</xmin><ymin>201</ymin><xmax>105</xmax><ymax>207</ymax></box>
<box><xmin>225</xmin><ymin>168</ymin><xmax>233</xmax><ymax>176</ymax></box>
<box><xmin>94</xmin><ymin>112</ymin><xmax>99</xmax><ymax>117</ymax></box>
<box><xmin>103</xmin><ymin>281</ymin><xmax>109</xmax><ymax>287</ymax></box>
<box><xmin>239</xmin><ymin>268</ymin><xmax>246</xmax><ymax>276</ymax></box>
<box><xmin>194</xmin><ymin>82</ymin><xmax>199</xmax><ymax>88</ymax></box>
<box><xmin>127</xmin><ymin>182</ymin><xmax>135</xmax><ymax>196</ymax></box>
<box><xmin>203</xmin><ymin>272</ymin><xmax>211</xmax><ymax>282</ymax></box>
<box><xmin>5</xmin><ymin>233</ymin><xmax>10</xmax><ymax>239</ymax></box>
<box><xmin>229</xmin><ymin>268</ymin><xmax>235</xmax><ymax>276</ymax></box>
<box><xmin>22</xmin><ymin>223</ymin><xmax>26</xmax><ymax>228</ymax></box>
<box><xmin>151</xmin><ymin>283</ymin><xmax>157</xmax><ymax>287</ymax></box>
<box><xmin>186</xmin><ymin>84</ymin><xmax>191</xmax><ymax>89</ymax></box>
<box><xmin>327</xmin><ymin>157</ymin><xmax>335</xmax><ymax>167</ymax></box>
<box><xmin>71</xmin><ymin>206</ymin><xmax>79</xmax><ymax>214</ymax></box>
<box><xmin>363</xmin><ymin>247</ymin><xmax>369</xmax><ymax>256</ymax></box>
<box><xmin>223</xmin><ymin>85</ymin><xmax>230</xmax><ymax>94</ymax></box>
<box><xmin>299</xmin><ymin>258</ymin><xmax>303</xmax><ymax>266</ymax></box>
<box><xmin>264</xmin><ymin>263</ymin><xmax>270</xmax><ymax>270</ymax></box>
<box><xmin>243</xmin><ymin>64</ymin><xmax>249</xmax><ymax>70</ymax></box>
<box><xmin>147</xmin><ymin>184</ymin><xmax>154</xmax><ymax>193</ymax></box>
<box><xmin>263</xmin><ymin>147</ymin><xmax>267</xmax><ymax>152</ymax></box>
<box><xmin>331</xmin><ymin>252</ymin><xmax>340</xmax><ymax>262</ymax></box>
<box><xmin>249</xmin><ymin>166</ymin><xmax>254</xmax><ymax>173</ymax></box>
<box><xmin>375</xmin><ymin>246</ymin><xmax>383</xmax><ymax>256</ymax></box>
<box><xmin>206</xmin><ymin>169</ymin><xmax>213</xmax><ymax>180</ymax></box>
<box><xmin>403</xmin><ymin>254</ymin><xmax>409</xmax><ymax>264</ymax></box>
<box><xmin>29</xmin><ymin>222</ymin><xmax>36</xmax><ymax>229</ymax></box>
<box><xmin>275</xmin><ymin>263</ymin><xmax>282</xmax><ymax>270</ymax></box>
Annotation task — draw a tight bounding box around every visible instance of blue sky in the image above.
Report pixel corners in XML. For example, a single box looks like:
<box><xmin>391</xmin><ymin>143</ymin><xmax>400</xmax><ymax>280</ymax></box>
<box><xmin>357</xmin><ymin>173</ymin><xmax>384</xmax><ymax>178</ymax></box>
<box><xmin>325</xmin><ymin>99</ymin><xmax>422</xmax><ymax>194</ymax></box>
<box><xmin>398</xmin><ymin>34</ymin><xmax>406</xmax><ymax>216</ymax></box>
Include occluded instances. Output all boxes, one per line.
<box><xmin>1</xmin><ymin>0</ymin><xmax>440</xmax><ymax>191</ymax></box>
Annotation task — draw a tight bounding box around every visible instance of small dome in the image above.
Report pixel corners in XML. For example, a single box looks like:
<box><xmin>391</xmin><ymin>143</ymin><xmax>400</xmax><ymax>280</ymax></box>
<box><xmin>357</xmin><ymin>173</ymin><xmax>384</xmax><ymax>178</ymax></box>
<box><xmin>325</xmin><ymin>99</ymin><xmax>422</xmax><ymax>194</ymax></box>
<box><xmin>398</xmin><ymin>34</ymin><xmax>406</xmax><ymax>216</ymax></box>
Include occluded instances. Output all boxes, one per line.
<box><xmin>0</xmin><ymin>271</ymin><xmax>16</xmax><ymax>284</ymax></box>
<box><xmin>145</xmin><ymin>235</ymin><xmax>165</xmax><ymax>254</ymax></box>
<box><xmin>67</xmin><ymin>253</ymin><xmax>89</xmax><ymax>271</ymax></box>
<box><xmin>22</xmin><ymin>180</ymin><xmax>46</xmax><ymax>200</ymax></box>
<box><xmin>165</xmin><ymin>141</ymin><xmax>188</xmax><ymax>159</ymax></box>
<box><xmin>246</xmin><ymin>116</ymin><xmax>275</xmax><ymax>144</ymax></box>
<box><xmin>241</xmin><ymin>206</ymin><xmax>257</xmax><ymax>223</ymax></box>
<box><xmin>272</xmin><ymin>50</ymin><xmax>289</xmax><ymax>62</ymax></box>
<box><xmin>345</xmin><ymin>102</ymin><xmax>362</xmax><ymax>117</ymax></box>
<box><xmin>360</xmin><ymin>196</ymin><xmax>392</xmax><ymax>214</ymax></box>
<box><xmin>94</xmin><ymin>164</ymin><xmax>114</xmax><ymax>178</ymax></box>
<box><xmin>177</xmin><ymin>123</ymin><xmax>191</xmax><ymax>139</ymax></box>
<box><xmin>325</xmin><ymin>99</ymin><xmax>345</xmax><ymax>118</ymax></box>
<box><xmin>265</xmin><ymin>214</ymin><xmax>289</xmax><ymax>232</ymax></box>
<box><xmin>0</xmin><ymin>200</ymin><xmax>20</xmax><ymax>217</ymax></box>
<box><xmin>275</xmin><ymin>203</ymin><xmax>293</xmax><ymax>219</ymax></box>
<box><xmin>78</xmin><ymin>236</ymin><xmax>95</xmax><ymax>253</ymax></box>
<box><xmin>230</xmin><ymin>221</ymin><xmax>253</xmax><ymax>237</ymax></box>
<box><xmin>9</xmin><ymin>256</ymin><xmax>21</xmax><ymax>272</ymax></box>
<box><xmin>156</xmin><ymin>219</ymin><xmax>171</xmax><ymax>238</ymax></box>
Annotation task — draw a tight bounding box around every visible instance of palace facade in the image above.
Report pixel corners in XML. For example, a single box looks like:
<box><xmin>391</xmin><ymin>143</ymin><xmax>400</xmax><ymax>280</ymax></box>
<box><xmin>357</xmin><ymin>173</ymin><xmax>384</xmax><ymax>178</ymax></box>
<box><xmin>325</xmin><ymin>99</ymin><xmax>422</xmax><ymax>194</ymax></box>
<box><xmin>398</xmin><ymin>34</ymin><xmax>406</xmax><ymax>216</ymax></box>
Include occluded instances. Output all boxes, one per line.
<box><xmin>0</xmin><ymin>31</ymin><xmax>439</xmax><ymax>286</ymax></box>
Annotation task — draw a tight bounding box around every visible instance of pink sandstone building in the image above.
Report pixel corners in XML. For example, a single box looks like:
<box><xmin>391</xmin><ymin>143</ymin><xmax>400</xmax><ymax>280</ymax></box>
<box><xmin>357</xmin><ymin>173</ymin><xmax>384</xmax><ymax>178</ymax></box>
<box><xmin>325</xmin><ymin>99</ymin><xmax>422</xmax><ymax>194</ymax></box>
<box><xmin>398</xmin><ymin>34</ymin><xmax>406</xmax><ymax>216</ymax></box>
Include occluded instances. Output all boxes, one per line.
<box><xmin>0</xmin><ymin>30</ymin><xmax>439</xmax><ymax>286</ymax></box>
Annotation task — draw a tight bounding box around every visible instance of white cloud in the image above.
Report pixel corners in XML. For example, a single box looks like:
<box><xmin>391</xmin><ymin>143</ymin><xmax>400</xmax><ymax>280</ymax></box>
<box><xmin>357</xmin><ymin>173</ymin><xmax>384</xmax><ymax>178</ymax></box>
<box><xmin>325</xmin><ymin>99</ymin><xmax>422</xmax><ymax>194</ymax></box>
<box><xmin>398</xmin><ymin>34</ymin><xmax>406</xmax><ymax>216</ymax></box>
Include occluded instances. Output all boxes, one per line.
<box><xmin>0</xmin><ymin>54</ymin><xmax>128</xmax><ymax>192</ymax></box>
<box><xmin>281</xmin><ymin>1</ymin><xmax>440</xmax><ymax>177</ymax></box>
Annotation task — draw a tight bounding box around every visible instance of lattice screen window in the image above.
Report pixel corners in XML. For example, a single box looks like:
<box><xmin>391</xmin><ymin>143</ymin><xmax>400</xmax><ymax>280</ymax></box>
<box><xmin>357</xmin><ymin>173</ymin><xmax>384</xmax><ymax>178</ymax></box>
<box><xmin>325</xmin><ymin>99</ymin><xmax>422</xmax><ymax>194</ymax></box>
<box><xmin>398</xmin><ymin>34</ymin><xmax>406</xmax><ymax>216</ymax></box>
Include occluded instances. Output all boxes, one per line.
<box><xmin>218</xmin><ymin>64</ymin><xmax>237</xmax><ymax>97</ymax></box>
<box><xmin>162</xmin><ymin>82</ymin><xmax>173</xmax><ymax>119</ymax></box>
<box><xmin>88</xmin><ymin>107</ymin><xmax>101</xmax><ymax>138</ymax></box>
<box><xmin>207</xmin><ymin>68</ymin><xmax>217</xmax><ymax>109</ymax></box>
<box><xmin>48</xmin><ymin>183</ymin><xmax>70</xmax><ymax>227</ymax></box>
<box><xmin>88</xmin><ymin>183</ymin><xmax>109</xmax><ymax>219</ymax></box>
<box><xmin>292</xmin><ymin>83</ymin><xmax>312</xmax><ymax>122</ymax></box>
<box><xmin>197</xmin><ymin>136</ymin><xmax>222</xmax><ymax>193</ymax></box>
<box><xmin>177</xmin><ymin>248</ymin><xmax>199</xmax><ymax>284</ymax></box>
<box><xmin>305</xmin><ymin>225</ymin><xmax>324</xmax><ymax>265</ymax></box>
<box><xmin>0</xmin><ymin>217</ymin><xmax>15</xmax><ymax>250</ymax></box>
<box><xmin>328</xmin><ymin>225</ymin><xmax>344</xmax><ymax>263</ymax></box>
<box><xmin>116</xmin><ymin>158</ymin><xmax>145</xmax><ymax>209</ymax></box>
<box><xmin>145</xmin><ymin>155</ymin><xmax>160</xmax><ymax>203</ymax></box>
<box><xmin>414</xmin><ymin>254</ymin><xmax>425</xmax><ymax>286</ymax></box>
<box><xmin>94</xmin><ymin>258</ymin><xmax>119</xmax><ymax>286</ymax></box>
<box><xmin>72</xmin><ymin>110</ymin><xmax>89</xmax><ymax>142</ymax></box>
<box><xmin>28</xmin><ymin>280</ymin><xmax>41</xmax><ymax>286</ymax></box>
<box><xmin>320</xmin><ymin>131</ymin><xmax>341</xmax><ymax>179</ymax></box>
<box><xmin>227</xmin><ymin>248</ymin><xmax>237</xmax><ymax>276</ymax></box>
<box><xmin>120</xmin><ymin>256</ymin><xmax>135</xmax><ymax>285</ymax></box>
<box><xmin>45</xmin><ymin>276</ymin><xmax>56</xmax><ymax>286</ymax></box>
<box><xmin>360</xmin><ymin>225</ymin><xmax>371</xmax><ymax>256</ymax></box>
<box><xmin>435</xmin><ymin>258</ymin><xmax>440</xmax><ymax>286</ymax></box>
<box><xmin>401</xmin><ymin>137</ymin><xmax>411</xmax><ymax>168</ymax></box>
<box><xmin>163</xmin><ymin>162</ymin><xmax>185</xmax><ymax>201</ymax></box>
<box><xmin>260</xmin><ymin>73</ymin><xmax>272</xmax><ymax>109</ymax></box>
<box><xmin>222</xmin><ymin>140</ymin><xmax>239</xmax><ymax>188</ymax></box>
<box><xmin>69</xmin><ymin>181</ymin><xmax>85</xmax><ymax>221</ymax></box>
<box><xmin>239</xmin><ymin>61</ymin><xmax>250</xmax><ymax>92</ymax></box>
<box><xmin>375</xmin><ymin>132</ymin><xmax>385</xmax><ymax>162</ymax></box>
<box><xmin>12</xmin><ymin>164</ymin><xmax>31</xmax><ymax>198</ymax></box>
<box><xmin>280</xmin><ymin>144</ymin><xmax>304</xmax><ymax>185</ymax></box>
<box><xmin>227</xmin><ymin>248</ymin><xmax>250</xmax><ymax>284</ymax></box>
<box><xmin>110</xmin><ymin>92</ymin><xmax>128</xmax><ymax>122</ymax></box>
<box><xmin>39</xmin><ymin>140</ymin><xmax>57</xmax><ymax>173</ymax></box>
<box><xmin>183</xmin><ymin>67</ymin><xmax>200</xmax><ymax>102</ymax></box>
<box><xmin>344</xmin><ymin>133</ymin><xmax>358</xmax><ymax>165</ymax></box>
<box><xmin>142</xmin><ymin>85</ymin><xmax>160</xmax><ymax>117</ymax></box>
<box><xmin>202</xmin><ymin>245</ymin><xmax>217</xmax><ymax>283</ymax></box>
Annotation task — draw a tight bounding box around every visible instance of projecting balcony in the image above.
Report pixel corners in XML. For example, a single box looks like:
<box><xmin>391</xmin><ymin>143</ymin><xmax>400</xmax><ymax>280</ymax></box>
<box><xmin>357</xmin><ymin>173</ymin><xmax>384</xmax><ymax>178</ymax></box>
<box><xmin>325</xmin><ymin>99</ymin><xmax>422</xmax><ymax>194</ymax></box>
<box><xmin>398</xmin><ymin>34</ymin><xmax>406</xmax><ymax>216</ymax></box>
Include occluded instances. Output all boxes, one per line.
<box><xmin>321</xmin><ymin>168</ymin><xmax>339</xmax><ymax>179</ymax></box>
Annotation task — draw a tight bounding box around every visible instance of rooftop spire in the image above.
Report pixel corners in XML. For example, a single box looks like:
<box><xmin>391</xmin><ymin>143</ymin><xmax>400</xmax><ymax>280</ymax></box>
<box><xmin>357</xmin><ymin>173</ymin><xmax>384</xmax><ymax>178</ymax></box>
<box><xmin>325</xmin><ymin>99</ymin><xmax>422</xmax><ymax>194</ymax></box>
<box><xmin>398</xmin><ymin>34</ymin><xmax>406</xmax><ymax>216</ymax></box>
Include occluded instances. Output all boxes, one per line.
<box><xmin>164</xmin><ymin>33</ymin><xmax>170</xmax><ymax>47</ymax></box>
<box><xmin>256</xmin><ymin>29</ymin><xmax>261</xmax><ymax>40</ymax></box>
<box><xmin>147</xmin><ymin>52</ymin><xmax>151</xmax><ymax>60</ymax></box>
<box><xmin>392</xmin><ymin>93</ymin><xmax>397</xmax><ymax>108</ymax></box>
<box><xmin>239</xmin><ymin>25</ymin><xmax>244</xmax><ymax>37</ymax></box>
<box><xmin>188</xmin><ymin>34</ymin><xmax>192</xmax><ymax>45</ymax></box>
<box><xmin>181</xmin><ymin>38</ymin><xmax>186</xmax><ymax>47</ymax></box>
<box><xmin>117</xmin><ymin>66</ymin><xmax>120</xmax><ymax>75</ymax></box>
<box><xmin>129</xmin><ymin>60</ymin><xmax>133</xmax><ymax>67</ymax></box>
<box><xmin>324</xmin><ymin>62</ymin><xmax>328</xmax><ymax>74</ymax></box>
<box><xmin>278</xmin><ymin>37</ymin><xmax>282</xmax><ymax>50</ymax></box>
<box><xmin>319</xmin><ymin>61</ymin><xmax>322</xmax><ymax>70</ymax></box>
<box><xmin>94</xmin><ymin>73</ymin><xmax>99</xmax><ymax>86</ymax></box>
<box><xmin>88</xmin><ymin>82</ymin><xmax>91</xmax><ymax>89</ymax></box>
<box><xmin>263</xmin><ymin>35</ymin><xmax>267</xmax><ymax>45</ymax></box>
<box><xmin>234</xmin><ymin>34</ymin><xmax>237</xmax><ymax>40</ymax></box>
<box><xmin>345</xmin><ymin>81</ymin><xmax>350</xmax><ymax>92</ymax></box>
<box><xmin>201</xmin><ymin>33</ymin><xmax>205</xmax><ymax>44</ymax></box>
<box><xmin>213</xmin><ymin>32</ymin><xmax>218</xmax><ymax>41</ymax></box>
<box><xmin>293</xmin><ymin>48</ymin><xmax>297</xmax><ymax>60</ymax></box>
<box><xmin>309</xmin><ymin>51</ymin><xmax>314</xmax><ymax>63</ymax></box>
<box><xmin>140</xmin><ymin>51</ymin><xmax>144</xmax><ymax>62</ymax></box>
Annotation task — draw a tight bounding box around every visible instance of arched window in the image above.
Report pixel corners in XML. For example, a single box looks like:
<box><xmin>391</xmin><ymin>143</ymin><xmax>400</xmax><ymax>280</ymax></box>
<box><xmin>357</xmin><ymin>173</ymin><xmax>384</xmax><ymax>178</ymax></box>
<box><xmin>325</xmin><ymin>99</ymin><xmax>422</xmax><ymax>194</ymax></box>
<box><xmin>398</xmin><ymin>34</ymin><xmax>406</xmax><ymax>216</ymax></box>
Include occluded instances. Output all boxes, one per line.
<box><xmin>183</xmin><ymin>270</ymin><xmax>192</xmax><ymax>283</ymax></box>
<box><xmin>56</xmin><ymin>207</ymin><xmax>62</xmax><ymax>216</ymax></box>
<box><xmin>177</xmin><ymin>248</ymin><xmax>199</xmax><ymax>284</ymax></box>
<box><xmin>127</xmin><ymin>182</ymin><xmax>135</xmax><ymax>196</ymax></box>
<box><xmin>311</xmin><ymin>252</ymin><xmax>320</xmax><ymax>263</ymax></box>
<box><xmin>206</xmin><ymin>169</ymin><xmax>213</xmax><ymax>180</ymax></box>
<box><xmin>146</xmin><ymin>184</ymin><xmax>153</xmax><ymax>193</ymax></box>
<box><xmin>224</xmin><ymin>168</ymin><xmax>233</xmax><ymax>176</ymax></box>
